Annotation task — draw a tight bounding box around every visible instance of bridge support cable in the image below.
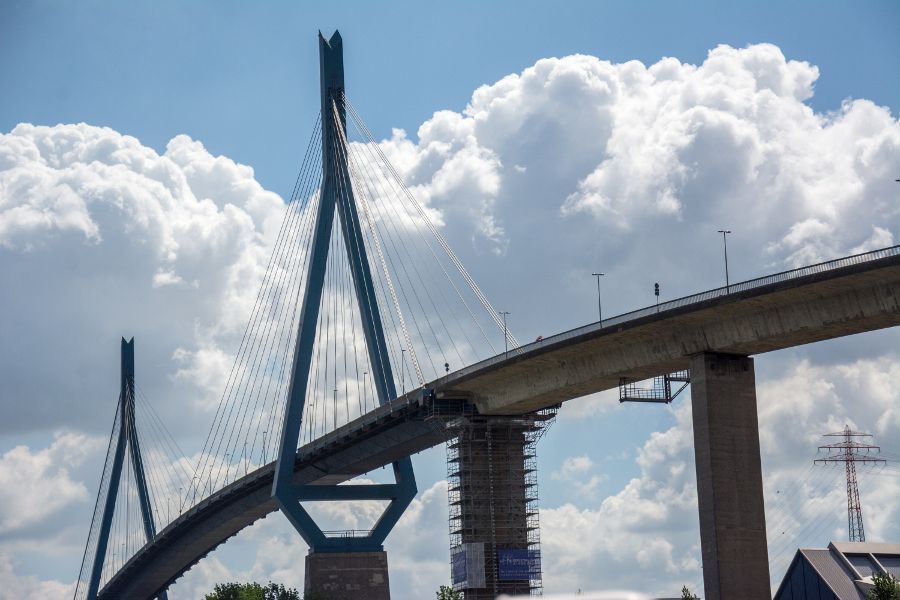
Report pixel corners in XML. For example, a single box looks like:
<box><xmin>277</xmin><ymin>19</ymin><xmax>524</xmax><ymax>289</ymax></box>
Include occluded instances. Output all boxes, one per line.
<box><xmin>187</xmin><ymin>114</ymin><xmax>325</xmax><ymax>505</ymax></box>
<box><xmin>203</xmin><ymin>167</ymin><xmax>321</xmax><ymax>495</ymax></box>
<box><xmin>133</xmin><ymin>385</ymin><xmax>196</xmax><ymax>524</ymax></box>
<box><xmin>335</xmin><ymin>98</ymin><xmax>499</xmax><ymax>384</ymax></box>
<box><xmin>339</xmin><ymin>128</ymin><xmax>476</xmax><ymax>368</ymax></box>
<box><xmin>330</xmin><ymin>99</ymin><xmax>425</xmax><ymax>386</ymax></box>
<box><xmin>337</xmin><ymin>101</ymin><xmax>509</xmax><ymax>380</ymax></box>
<box><xmin>73</xmin><ymin>400</ymin><xmax>120</xmax><ymax>600</ymax></box>
<box><xmin>342</xmin><ymin>98</ymin><xmax>501</xmax><ymax>358</ymax></box>
<box><xmin>74</xmin><ymin>338</ymin><xmax>168</xmax><ymax>600</ymax></box>
<box><xmin>342</xmin><ymin>93</ymin><xmax>520</xmax><ymax>352</ymax></box>
<box><xmin>342</xmin><ymin>121</ymin><xmax>488</xmax><ymax>367</ymax></box>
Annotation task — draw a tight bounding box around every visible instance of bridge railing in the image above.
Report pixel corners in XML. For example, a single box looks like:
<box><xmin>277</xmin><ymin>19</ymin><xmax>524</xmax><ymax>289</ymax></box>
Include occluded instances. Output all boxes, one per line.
<box><xmin>451</xmin><ymin>244</ymin><xmax>900</xmax><ymax>378</ymax></box>
<box><xmin>322</xmin><ymin>529</ymin><xmax>374</xmax><ymax>538</ymax></box>
<box><xmin>596</xmin><ymin>244</ymin><xmax>900</xmax><ymax>331</ymax></box>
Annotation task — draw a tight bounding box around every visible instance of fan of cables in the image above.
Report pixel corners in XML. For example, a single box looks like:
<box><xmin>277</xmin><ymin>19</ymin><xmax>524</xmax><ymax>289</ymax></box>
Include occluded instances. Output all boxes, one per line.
<box><xmin>186</xmin><ymin>97</ymin><xmax>515</xmax><ymax>507</ymax></box>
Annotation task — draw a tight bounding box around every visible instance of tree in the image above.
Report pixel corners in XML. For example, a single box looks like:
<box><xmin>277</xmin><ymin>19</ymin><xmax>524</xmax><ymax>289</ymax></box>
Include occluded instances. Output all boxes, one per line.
<box><xmin>867</xmin><ymin>571</ymin><xmax>900</xmax><ymax>600</ymax></box>
<box><xmin>204</xmin><ymin>582</ymin><xmax>301</xmax><ymax>600</ymax></box>
<box><xmin>436</xmin><ymin>584</ymin><xmax>463</xmax><ymax>600</ymax></box>
<box><xmin>681</xmin><ymin>586</ymin><xmax>699</xmax><ymax>600</ymax></box>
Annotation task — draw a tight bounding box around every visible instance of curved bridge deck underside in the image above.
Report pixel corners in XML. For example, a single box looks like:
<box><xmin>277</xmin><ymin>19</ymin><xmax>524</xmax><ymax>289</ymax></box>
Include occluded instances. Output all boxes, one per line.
<box><xmin>100</xmin><ymin>252</ymin><xmax>900</xmax><ymax>599</ymax></box>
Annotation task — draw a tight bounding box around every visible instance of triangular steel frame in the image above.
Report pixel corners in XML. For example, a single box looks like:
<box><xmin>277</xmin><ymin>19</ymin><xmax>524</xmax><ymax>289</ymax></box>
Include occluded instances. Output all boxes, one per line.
<box><xmin>271</xmin><ymin>30</ymin><xmax>417</xmax><ymax>553</ymax></box>
<box><xmin>86</xmin><ymin>338</ymin><xmax>166</xmax><ymax>600</ymax></box>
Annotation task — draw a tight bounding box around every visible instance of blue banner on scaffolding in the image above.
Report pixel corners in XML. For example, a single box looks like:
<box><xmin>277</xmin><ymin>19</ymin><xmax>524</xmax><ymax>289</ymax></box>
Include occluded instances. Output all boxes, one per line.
<box><xmin>451</xmin><ymin>543</ymin><xmax>485</xmax><ymax>588</ymax></box>
<box><xmin>451</xmin><ymin>548</ymin><xmax>467</xmax><ymax>585</ymax></box>
<box><xmin>498</xmin><ymin>548</ymin><xmax>540</xmax><ymax>581</ymax></box>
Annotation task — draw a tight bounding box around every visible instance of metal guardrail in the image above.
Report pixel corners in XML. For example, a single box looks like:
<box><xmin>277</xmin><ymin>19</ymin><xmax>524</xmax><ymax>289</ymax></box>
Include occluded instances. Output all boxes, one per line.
<box><xmin>322</xmin><ymin>529</ymin><xmax>374</xmax><ymax>538</ymax></box>
<box><xmin>450</xmin><ymin>245</ymin><xmax>900</xmax><ymax>379</ymax></box>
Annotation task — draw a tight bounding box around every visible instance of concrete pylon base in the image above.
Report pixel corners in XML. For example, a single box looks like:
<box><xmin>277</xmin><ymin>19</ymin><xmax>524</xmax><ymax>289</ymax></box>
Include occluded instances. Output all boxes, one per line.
<box><xmin>304</xmin><ymin>551</ymin><xmax>390</xmax><ymax>600</ymax></box>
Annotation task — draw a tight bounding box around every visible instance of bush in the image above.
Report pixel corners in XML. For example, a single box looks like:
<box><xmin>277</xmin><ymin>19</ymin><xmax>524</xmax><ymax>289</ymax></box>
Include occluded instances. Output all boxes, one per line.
<box><xmin>867</xmin><ymin>571</ymin><xmax>900</xmax><ymax>600</ymax></box>
<box><xmin>204</xmin><ymin>582</ymin><xmax>301</xmax><ymax>600</ymax></box>
<box><xmin>681</xmin><ymin>586</ymin><xmax>699</xmax><ymax>600</ymax></box>
<box><xmin>436</xmin><ymin>585</ymin><xmax>462</xmax><ymax>600</ymax></box>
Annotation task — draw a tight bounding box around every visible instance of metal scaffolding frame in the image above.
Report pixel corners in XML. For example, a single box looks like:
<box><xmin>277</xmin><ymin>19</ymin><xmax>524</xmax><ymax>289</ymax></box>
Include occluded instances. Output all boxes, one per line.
<box><xmin>446</xmin><ymin>408</ymin><xmax>557</xmax><ymax>598</ymax></box>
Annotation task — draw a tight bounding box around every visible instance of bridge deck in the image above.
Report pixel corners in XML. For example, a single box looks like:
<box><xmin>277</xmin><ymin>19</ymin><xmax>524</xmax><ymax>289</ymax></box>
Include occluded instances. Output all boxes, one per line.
<box><xmin>100</xmin><ymin>248</ymin><xmax>900</xmax><ymax>599</ymax></box>
<box><xmin>440</xmin><ymin>248</ymin><xmax>900</xmax><ymax>413</ymax></box>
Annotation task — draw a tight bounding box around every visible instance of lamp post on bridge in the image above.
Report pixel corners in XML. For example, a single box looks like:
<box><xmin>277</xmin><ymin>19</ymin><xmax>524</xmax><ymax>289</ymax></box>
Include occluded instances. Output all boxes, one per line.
<box><xmin>500</xmin><ymin>311</ymin><xmax>511</xmax><ymax>356</ymax></box>
<box><xmin>592</xmin><ymin>272</ymin><xmax>605</xmax><ymax>325</ymax></box>
<box><xmin>399</xmin><ymin>348</ymin><xmax>406</xmax><ymax>395</ymax></box>
<box><xmin>717</xmin><ymin>230</ymin><xmax>732</xmax><ymax>291</ymax></box>
<box><xmin>362</xmin><ymin>371</ymin><xmax>368</xmax><ymax>408</ymax></box>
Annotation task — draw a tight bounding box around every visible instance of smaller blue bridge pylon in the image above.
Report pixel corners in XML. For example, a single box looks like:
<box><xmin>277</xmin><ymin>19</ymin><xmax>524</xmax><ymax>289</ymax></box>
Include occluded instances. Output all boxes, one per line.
<box><xmin>84</xmin><ymin>338</ymin><xmax>167</xmax><ymax>600</ymax></box>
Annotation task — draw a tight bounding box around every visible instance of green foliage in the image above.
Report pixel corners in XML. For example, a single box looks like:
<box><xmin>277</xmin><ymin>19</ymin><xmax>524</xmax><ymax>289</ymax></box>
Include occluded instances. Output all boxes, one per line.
<box><xmin>681</xmin><ymin>585</ymin><xmax>699</xmax><ymax>600</ymax></box>
<box><xmin>204</xmin><ymin>581</ymin><xmax>301</xmax><ymax>600</ymax></box>
<box><xmin>867</xmin><ymin>571</ymin><xmax>900</xmax><ymax>600</ymax></box>
<box><xmin>436</xmin><ymin>584</ymin><xmax>462</xmax><ymax>600</ymax></box>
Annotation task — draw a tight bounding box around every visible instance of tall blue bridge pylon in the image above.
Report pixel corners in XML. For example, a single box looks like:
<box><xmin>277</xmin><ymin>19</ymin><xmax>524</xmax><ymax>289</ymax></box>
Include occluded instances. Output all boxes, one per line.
<box><xmin>271</xmin><ymin>30</ymin><xmax>417</xmax><ymax>553</ymax></box>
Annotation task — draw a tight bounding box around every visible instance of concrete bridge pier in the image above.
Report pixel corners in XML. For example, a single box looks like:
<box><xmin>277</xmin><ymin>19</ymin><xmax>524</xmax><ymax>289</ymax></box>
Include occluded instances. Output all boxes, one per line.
<box><xmin>690</xmin><ymin>352</ymin><xmax>770</xmax><ymax>600</ymax></box>
<box><xmin>304</xmin><ymin>551</ymin><xmax>391</xmax><ymax>600</ymax></box>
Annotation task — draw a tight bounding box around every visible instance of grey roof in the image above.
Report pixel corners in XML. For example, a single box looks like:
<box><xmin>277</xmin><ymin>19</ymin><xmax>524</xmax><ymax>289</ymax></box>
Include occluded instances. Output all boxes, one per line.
<box><xmin>800</xmin><ymin>548</ymin><xmax>864</xmax><ymax>600</ymax></box>
<box><xmin>831</xmin><ymin>541</ymin><xmax>900</xmax><ymax>555</ymax></box>
<box><xmin>776</xmin><ymin>540</ymin><xmax>900</xmax><ymax>600</ymax></box>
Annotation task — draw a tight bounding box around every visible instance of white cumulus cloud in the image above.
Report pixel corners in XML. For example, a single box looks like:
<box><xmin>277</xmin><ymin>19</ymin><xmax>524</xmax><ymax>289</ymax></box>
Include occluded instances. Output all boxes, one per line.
<box><xmin>0</xmin><ymin>432</ymin><xmax>101</xmax><ymax>535</ymax></box>
<box><xmin>2</xmin><ymin>39</ymin><xmax>899</xmax><ymax>600</ymax></box>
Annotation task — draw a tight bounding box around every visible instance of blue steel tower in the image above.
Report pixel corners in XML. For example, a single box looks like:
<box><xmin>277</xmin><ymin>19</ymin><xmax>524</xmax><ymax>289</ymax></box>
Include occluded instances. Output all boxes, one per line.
<box><xmin>85</xmin><ymin>338</ymin><xmax>166</xmax><ymax>600</ymax></box>
<box><xmin>271</xmin><ymin>30</ymin><xmax>416</xmax><ymax>598</ymax></box>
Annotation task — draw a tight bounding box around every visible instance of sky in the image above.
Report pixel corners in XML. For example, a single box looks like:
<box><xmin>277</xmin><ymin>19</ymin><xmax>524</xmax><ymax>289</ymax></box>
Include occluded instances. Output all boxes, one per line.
<box><xmin>1</xmin><ymin>1</ymin><xmax>900</xmax><ymax>598</ymax></box>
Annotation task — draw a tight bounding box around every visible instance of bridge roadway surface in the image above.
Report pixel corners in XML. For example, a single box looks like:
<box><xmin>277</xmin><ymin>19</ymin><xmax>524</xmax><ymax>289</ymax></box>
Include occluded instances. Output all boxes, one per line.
<box><xmin>99</xmin><ymin>248</ymin><xmax>900</xmax><ymax>599</ymax></box>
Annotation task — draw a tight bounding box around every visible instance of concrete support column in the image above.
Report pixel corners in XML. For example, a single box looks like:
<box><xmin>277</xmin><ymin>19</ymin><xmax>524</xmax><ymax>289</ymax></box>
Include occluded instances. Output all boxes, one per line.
<box><xmin>690</xmin><ymin>352</ymin><xmax>770</xmax><ymax>600</ymax></box>
<box><xmin>304</xmin><ymin>551</ymin><xmax>390</xmax><ymax>600</ymax></box>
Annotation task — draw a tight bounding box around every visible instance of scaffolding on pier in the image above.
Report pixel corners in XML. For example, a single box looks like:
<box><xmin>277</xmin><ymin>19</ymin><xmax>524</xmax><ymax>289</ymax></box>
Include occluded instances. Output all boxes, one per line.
<box><xmin>446</xmin><ymin>407</ymin><xmax>557</xmax><ymax>598</ymax></box>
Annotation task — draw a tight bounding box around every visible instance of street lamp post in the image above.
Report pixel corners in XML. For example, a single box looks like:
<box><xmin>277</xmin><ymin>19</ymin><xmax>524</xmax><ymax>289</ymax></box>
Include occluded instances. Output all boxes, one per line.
<box><xmin>717</xmin><ymin>230</ymin><xmax>732</xmax><ymax>290</ymax></box>
<box><xmin>500</xmin><ymin>311</ymin><xmax>511</xmax><ymax>355</ymax></box>
<box><xmin>592</xmin><ymin>272</ymin><xmax>605</xmax><ymax>324</ymax></box>
<box><xmin>362</xmin><ymin>371</ymin><xmax>368</xmax><ymax>408</ymax></box>
<box><xmin>400</xmin><ymin>348</ymin><xmax>406</xmax><ymax>395</ymax></box>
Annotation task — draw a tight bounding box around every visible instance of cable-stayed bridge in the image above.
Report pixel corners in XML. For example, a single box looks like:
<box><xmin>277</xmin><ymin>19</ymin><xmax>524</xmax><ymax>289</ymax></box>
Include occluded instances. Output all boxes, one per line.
<box><xmin>73</xmin><ymin>31</ymin><xmax>900</xmax><ymax>600</ymax></box>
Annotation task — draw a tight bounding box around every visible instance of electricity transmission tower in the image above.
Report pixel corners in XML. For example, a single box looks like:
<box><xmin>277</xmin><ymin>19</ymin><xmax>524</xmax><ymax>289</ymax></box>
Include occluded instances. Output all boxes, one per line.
<box><xmin>814</xmin><ymin>425</ymin><xmax>885</xmax><ymax>542</ymax></box>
